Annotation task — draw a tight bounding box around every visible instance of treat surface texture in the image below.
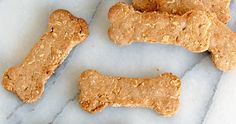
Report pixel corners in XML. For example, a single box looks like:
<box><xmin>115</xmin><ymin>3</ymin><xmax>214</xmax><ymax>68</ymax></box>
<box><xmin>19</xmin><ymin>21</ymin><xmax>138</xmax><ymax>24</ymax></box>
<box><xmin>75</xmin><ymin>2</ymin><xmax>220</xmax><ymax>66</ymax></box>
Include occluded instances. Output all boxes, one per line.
<box><xmin>109</xmin><ymin>2</ymin><xmax>236</xmax><ymax>71</ymax></box>
<box><xmin>108</xmin><ymin>3</ymin><xmax>212</xmax><ymax>53</ymax></box>
<box><xmin>2</xmin><ymin>9</ymin><xmax>89</xmax><ymax>103</ymax></box>
<box><xmin>208</xmin><ymin>15</ymin><xmax>236</xmax><ymax>71</ymax></box>
<box><xmin>79</xmin><ymin>70</ymin><xmax>181</xmax><ymax>116</ymax></box>
<box><xmin>132</xmin><ymin>0</ymin><xmax>231</xmax><ymax>23</ymax></box>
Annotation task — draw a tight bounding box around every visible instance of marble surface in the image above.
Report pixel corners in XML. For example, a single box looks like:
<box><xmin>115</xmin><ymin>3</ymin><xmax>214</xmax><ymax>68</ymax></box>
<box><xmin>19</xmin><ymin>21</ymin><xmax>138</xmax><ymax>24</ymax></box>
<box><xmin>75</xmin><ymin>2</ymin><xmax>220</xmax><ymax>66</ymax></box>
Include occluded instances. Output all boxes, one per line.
<box><xmin>0</xmin><ymin>0</ymin><xmax>236</xmax><ymax>124</ymax></box>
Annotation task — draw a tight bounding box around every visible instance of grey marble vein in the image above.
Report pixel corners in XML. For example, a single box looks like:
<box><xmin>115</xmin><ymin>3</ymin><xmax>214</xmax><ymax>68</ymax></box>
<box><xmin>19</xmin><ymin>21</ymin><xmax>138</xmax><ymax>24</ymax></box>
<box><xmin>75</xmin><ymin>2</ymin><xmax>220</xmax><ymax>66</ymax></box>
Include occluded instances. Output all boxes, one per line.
<box><xmin>17</xmin><ymin>120</ymin><xmax>22</xmax><ymax>124</ymax></box>
<box><xmin>49</xmin><ymin>93</ymin><xmax>79</xmax><ymax>124</ymax></box>
<box><xmin>200</xmin><ymin>73</ymin><xmax>223</xmax><ymax>124</ymax></box>
<box><xmin>180</xmin><ymin>54</ymin><xmax>208</xmax><ymax>78</ymax></box>
<box><xmin>89</xmin><ymin>0</ymin><xmax>104</xmax><ymax>25</ymax></box>
<box><xmin>6</xmin><ymin>103</ymin><xmax>23</xmax><ymax>120</ymax></box>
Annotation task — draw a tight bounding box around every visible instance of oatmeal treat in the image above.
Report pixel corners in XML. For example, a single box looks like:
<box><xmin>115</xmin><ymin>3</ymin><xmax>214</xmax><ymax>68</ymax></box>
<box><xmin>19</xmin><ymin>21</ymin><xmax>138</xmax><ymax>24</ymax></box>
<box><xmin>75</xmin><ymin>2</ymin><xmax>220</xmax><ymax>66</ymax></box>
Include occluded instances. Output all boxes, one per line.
<box><xmin>208</xmin><ymin>15</ymin><xmax>236</xmax><ymax>71</ymax></box>
<box><xmin>79</xmin><ymin>70</ymin><xmax>181</xmax><ymax>116</ymax></box>
<box><xmin>132</xmin><ymin>0</ymin><xmax>231</xmax><ymax>23</ymax></box>
<box><xmin>108</xmin><ymin>3</ymin><xmax>236</xmax><ymax>71</ymax></box>
<box><xmin>108</xmin><ymin>2</ymin><xmax>212</xmax><ymax>52</ymax></box>
<box><xmin>2</xmin><ymin>9</ymin><xmax>89</xmax><ymax>103</ymax></box>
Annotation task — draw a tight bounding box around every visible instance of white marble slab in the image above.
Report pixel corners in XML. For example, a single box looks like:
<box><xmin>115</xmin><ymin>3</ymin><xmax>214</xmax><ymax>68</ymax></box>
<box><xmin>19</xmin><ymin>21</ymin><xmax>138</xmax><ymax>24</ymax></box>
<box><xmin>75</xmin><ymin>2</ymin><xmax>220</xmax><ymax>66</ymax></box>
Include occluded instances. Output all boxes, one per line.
<box><xmin>0</xmin><ymin>0</ymin><xmax>236</xmax><ymax>124</ymax></box>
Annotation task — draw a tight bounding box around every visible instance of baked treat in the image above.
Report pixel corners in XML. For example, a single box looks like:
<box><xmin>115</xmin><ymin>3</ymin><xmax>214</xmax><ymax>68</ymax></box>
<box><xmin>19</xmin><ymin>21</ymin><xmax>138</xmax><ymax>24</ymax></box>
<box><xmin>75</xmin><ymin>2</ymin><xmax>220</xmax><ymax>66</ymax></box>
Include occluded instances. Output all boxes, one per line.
<box><xmin>132</xmin><ymin>0</ymin><xmax>231</xmax><ymax>23</ymax></box>
<box><xmin>208</xmin><ymin>16</ymin><xmax>236</xmax><ymax>71</ymax></box>
<box><xmin>79</xmin><ymin>70</ymin><xmax>181</xmax><ymax>116</ymax></box>
<box><xmin>108</xmin><ymin>2</ymin><xmax>212</xmax><ymax>52</ymax></box>
<box><xmin>2</xmin><ymin>9</ymin><xmax>89</xmax><ymax>103</ymax></box>
<box><xmin>108</xmin><ymin>2</ymin><xmax>236</xmax><ymax>71</ymax></box>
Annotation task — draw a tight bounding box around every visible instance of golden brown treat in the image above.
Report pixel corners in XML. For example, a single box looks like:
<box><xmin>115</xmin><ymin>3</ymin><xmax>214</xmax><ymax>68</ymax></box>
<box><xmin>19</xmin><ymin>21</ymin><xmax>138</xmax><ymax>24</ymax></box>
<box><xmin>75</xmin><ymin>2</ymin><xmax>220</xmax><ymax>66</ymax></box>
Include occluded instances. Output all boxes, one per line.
<box><xmin>2</xmin><ymin>9</ymin><xmax>89</xmax><ymax>103</ymax></box>
<box><xmin>208</xmin><ymin>16</ymin><xmax>236</xmax><ymax>71</ymax></box>
<box><xmin>108</xmin><ymin>3</ymin><xmax>236</xmax><ymax>71</ymax></box>
<box><xmin>132</xmin><ymin>0</ymin><xmax>231</xmax><ymax>23</ymax></box>
<box><xmin>108</xmin><ymin>3</ymin><xmax>212</xmax><ymax>53</ymax></box>
<box><xmin>79</xmin><ymin>70</ymin><xmax>181</xmax><ymax>116</ymax></box>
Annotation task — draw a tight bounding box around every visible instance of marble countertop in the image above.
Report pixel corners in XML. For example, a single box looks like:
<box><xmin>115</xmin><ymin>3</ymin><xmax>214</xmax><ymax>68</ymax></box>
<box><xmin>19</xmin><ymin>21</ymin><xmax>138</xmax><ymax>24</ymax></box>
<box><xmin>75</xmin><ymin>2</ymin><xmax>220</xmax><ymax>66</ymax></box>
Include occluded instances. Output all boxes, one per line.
<box><xmin>0</xmin><ymin>0</ymin><xmax>236</xmax><ymax>124</ymax></box>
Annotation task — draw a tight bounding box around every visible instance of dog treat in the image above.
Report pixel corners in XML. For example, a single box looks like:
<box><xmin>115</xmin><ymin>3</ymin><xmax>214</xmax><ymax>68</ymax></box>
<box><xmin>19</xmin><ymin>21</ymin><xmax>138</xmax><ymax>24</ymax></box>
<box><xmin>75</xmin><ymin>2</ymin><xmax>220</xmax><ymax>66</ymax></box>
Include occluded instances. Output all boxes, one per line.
<box><xmin>79</xmin><ymin>70</ymin><xmax>181</xmax><ymax>116</ymax></box>
<box><xmin>208</xmin><ymin>16</ymin><xmax>236</xmax><ymax>71</ymax></box>
<box><xmin>2</xmin><ymin>9</ymin><xmax>89</xmax><ymax>103</ymax></box>
<box><xmin>108</xmin><ymin>3</ymin><xmax>236</xmax><ymax>71</ymax></box>
<box><xmin>108</xmin><ymin>2</ymin><xmax>212</xmax><ymax>52</ymax></box>
<box><xmin>132</xmin><ymin>0</ymin><xmax>231</xmax><ymax>23</ymax></box>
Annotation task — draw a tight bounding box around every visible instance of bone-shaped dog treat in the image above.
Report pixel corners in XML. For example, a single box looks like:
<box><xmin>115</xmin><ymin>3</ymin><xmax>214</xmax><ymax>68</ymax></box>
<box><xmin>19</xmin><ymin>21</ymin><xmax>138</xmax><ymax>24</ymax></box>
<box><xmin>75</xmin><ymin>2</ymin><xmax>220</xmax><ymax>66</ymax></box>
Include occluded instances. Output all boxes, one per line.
<box><xmin>79</xmin><ymin>70</ymin><xmax>181</xmax><ymax>116</ymax></box>
<box><xmin>208</xmin><ymin>16</ymin><xmax>236</xmax><ymax>71</ymax></box>
<box><xmin>132</xmin><ymin>0</ymin><xmax>231</xmax><ymax>23</ymax></box>
<box><xmin>108</xmin><ymin>3</ymin><xmax>236</xmax><ymax>71</ymax></box>
<box><xmin>108</xmin><ymin>2</ymin><xmax>212</xmax><ymax>52</ymax></box>
<box><xmin>2</xmin><ymin>9</ymin><xmax>89</xmax><ymax>103</ymax></box>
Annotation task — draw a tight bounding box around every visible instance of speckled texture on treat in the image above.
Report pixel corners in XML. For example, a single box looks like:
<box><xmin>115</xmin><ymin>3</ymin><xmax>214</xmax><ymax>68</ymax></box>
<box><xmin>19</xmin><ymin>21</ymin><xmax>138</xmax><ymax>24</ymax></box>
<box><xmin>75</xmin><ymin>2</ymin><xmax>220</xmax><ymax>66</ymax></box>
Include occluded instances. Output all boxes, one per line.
<box><xmin>208</xmin><ymin>15</ymin><xmax>236</xmax><ymax>72</ymax></box>
<box><xmin>2</xmin><ymin>9</ymin><xmax>89</xmax><ymax>103</ymax></box>
<box><xmin>108</xmin><ymin>2</ymin><xmax>212</xmax><ymax>53</ymax></box>
<box><xmin>132</xmin><ymin>0</ymin><xmax>231</xmax><ymax>23</ymax></box>
<box><xmin>79</xmin><ymin>70</ymin><xmax>181</xmax><ymax>116</ymax></box>
<box><xmin>108</xmin><ymin>2</ymin><xmax>236</xmax><ymax>72</ymax></box>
